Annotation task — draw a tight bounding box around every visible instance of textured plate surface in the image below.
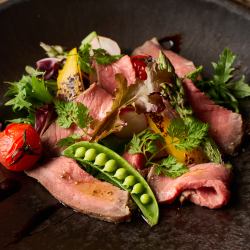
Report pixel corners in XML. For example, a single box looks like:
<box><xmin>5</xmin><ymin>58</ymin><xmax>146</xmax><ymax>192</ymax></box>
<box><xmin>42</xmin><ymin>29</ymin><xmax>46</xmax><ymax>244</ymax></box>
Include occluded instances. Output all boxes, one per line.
<box><xmin>0</xmin><ymin>0</ymin><xmax>250</xmax><ymax>249</ymax></box>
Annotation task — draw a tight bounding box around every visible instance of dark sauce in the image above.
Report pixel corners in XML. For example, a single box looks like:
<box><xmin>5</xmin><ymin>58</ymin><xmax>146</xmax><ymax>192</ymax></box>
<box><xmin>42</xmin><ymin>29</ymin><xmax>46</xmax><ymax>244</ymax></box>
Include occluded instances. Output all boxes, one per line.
<box><xmin>158</xmin><ymin>34</ymin><xmax>182</xmax><ymax>53</ymax></box>
<box><xmin>0</xmin><ymin>178</ymin><xmax>21</xmax><ymax>201</ymax></box>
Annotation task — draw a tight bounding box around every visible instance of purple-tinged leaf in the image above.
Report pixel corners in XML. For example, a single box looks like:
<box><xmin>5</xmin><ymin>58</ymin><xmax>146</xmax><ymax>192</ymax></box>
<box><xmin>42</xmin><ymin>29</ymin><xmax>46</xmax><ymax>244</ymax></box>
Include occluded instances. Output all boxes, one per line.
<box><xmin>36</xmin><ymin>58</ymin><xmax>61</xmax><ymax>80</ymax></box>
<box><xmin>35</xmin><ymin>104</ymin><xmax>55</xmax><ymax>135</ymax></box>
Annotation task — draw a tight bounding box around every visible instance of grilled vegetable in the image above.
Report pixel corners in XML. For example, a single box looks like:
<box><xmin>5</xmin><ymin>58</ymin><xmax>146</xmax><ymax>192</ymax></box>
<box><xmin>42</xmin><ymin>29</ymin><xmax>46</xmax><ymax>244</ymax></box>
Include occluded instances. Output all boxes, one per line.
<box><xmin>147</xmin><ymin>113</ymin><xmax>207</xmax><ymax>165</ymax></box>
<box><xmin>0</xmin><ymin>124</ymin><xmax>42</xmax><ymax>171</ymax></box>
<box><xmin>57</xmin><ymin>48</ymin><xmax>84</xmax><ymax>101</ymax></box>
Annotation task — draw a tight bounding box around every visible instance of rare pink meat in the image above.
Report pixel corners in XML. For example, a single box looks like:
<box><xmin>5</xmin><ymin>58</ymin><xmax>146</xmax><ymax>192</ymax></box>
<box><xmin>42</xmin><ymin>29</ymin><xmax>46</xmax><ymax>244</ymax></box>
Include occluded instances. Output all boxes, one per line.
<box><xmin>123</xmin><ymin>151</ymin><xmax>146</xmax><ymax>170</ymax></box>
<box><xmin>147</xmin><ymin>163</ymin><xmax>231</xmax><ymax>209</ymax></box>
<box><xmin>133</xmin><ymin>38</ymin><xmax>243</xmax><ymax>154</ymax></box>
<box><xmin>75</xmin><ymin>82</ymin><xmax>114</xmax><ymax>121</ymax></box>
<box><xmin>95</xmin><ymin>55</ymin><xmax>136</xmax><ymax>94</ymax></box>
<box><xmin>41</xmin><ymin>83</ymin><xmax>114</xmax><ymax>152</ymax></box>
<box><xmin>41</xmin><ymin>123</ymin><xmax>83</xmax><ymax>155</ymax></box>
<box><xmin>182</xmin><ymin>79</ymin><xmax>243</xmax><ymax>155</ymax></box>
<box><xmin>26</xmin><ymin>156</ymin><xmax>131</xmax><ymax>222</ymax></box>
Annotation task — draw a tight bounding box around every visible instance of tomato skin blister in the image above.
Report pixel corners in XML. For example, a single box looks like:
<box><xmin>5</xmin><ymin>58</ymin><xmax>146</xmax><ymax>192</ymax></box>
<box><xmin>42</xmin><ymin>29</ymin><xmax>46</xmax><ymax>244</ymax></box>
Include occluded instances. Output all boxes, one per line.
<box><xmin>0</xmin><ymin>123</ymin><xmax>42</xmax><ymax>171</ymax></box>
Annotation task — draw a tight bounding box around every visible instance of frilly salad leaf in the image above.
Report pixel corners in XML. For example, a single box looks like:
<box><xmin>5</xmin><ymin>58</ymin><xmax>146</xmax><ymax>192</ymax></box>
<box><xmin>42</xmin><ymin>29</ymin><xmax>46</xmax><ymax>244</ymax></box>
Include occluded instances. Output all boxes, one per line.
<box><xmin>5</xmin><ymin>74</ymin><xmax>55</xmax><ymax>112</ymax></box>
<box><xmin>91</xmin><ymin>74</ymin><xmax>128</xmax><ymax>141</ymax></box>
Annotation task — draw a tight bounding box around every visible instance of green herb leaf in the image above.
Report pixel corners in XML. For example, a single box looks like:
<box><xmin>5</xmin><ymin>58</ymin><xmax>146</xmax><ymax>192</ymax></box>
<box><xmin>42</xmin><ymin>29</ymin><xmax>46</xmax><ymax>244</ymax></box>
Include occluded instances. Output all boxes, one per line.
<box><xmin>93</xmin><ymin>48</ymin><xmax>122</xmax><ymax>65</ymax></box>
<box><xmin>78</xmin><ymin>42</ymin><xmax>122</xmax><ymax>73</ymax></box>
<box><xmin>30</xmin><ymin>76</ymin><xmax>53</xmax><ymax>103</ymax></box>
<box><xmin>5</xmin><ymin>72</ymin><xmax>55</xmax><ymax>113</ymax></box>
<box><xmin>191</xmin><ymin>48</ymin><xmax>250</xmax><ymax>112</ymax></box>
<box><xmin>5</xmin><ymin>76</ymin><xmax>33</xmax><ymax>111</ymax></box>
<box><xmin>56</xmin><ymin>134</ymin><xmax>82</xmax><ymax>147</ymax></box>
<box><xmin>40</xmin><ymin>42</ymin><xmax>66</xmax><ymax>59</ymax></box>
<box><xmin>212</xmin><ymin>48</ymin><xmax>236</xmax><ymax>85</ymax></box>
<box><xmin>155</xmin><ymin>155</ymin><xmax>189</xmax><ymax>178</ymax></box>
<box><xmin>128</xmin><ymin>129</ymin><xmax>164</xmax><ymax>156</ymax></box>
<box><xmin>54</xmin><ymin>100</ymin><xmax>92</xmax><ymax>129</ymax></box>
<box><xmin>78</xmin><ymin>43</ymin><xmax>92</xmax><ymax>74</ymax></box>
<box><xmin>167</xmin><ymin>117</ymin><xmax>209</xmax><ymax>151</ymax></box>
<box><xmin>227</xmin><ymin>75</ymin><xmax>250</xmax><ymax>98</ymax></box>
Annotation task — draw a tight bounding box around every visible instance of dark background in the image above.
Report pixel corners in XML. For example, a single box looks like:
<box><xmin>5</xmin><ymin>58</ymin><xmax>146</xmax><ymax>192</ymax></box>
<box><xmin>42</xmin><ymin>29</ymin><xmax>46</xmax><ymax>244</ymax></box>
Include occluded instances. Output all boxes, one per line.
<box><xmin>0</xmin><ymin>0</ymin><xmax>250</xmax><ymax>249</ymax></box>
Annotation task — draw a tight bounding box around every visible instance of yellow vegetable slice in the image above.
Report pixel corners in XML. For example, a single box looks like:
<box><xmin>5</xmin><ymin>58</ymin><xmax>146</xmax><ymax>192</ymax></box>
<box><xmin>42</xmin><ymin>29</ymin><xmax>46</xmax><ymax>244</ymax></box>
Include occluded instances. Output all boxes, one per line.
<box><xmin>57</xmin><ymin>48</ymin><xmax>84</xmax><ymax>101</ymax></box>
<box><xmin>147</xmin><ymin>113</ymin><xmax>208</xmax><ymax>165</ymax></box>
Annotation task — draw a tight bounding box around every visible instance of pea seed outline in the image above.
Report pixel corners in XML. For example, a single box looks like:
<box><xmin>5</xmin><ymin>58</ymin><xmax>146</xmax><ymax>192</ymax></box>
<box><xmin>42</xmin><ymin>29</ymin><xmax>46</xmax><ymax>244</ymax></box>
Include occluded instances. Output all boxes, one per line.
<box><xmin>63</xmin><ymin>141</ymin><xmax>159</xmax><ymax>226</ymax></box>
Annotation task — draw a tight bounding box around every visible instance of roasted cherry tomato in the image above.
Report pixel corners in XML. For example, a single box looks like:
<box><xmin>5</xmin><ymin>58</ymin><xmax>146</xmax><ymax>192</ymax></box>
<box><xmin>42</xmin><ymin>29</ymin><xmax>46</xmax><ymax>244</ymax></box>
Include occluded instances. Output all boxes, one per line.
<box><xmin>130</xmin><ymin>55</ymin><xmax>152</xmax><ymax>80</ymax></box>
<box><xmin>0</xmin><ymin>123</ymin><xmax>42</xmax><ymax>171</ymax></box>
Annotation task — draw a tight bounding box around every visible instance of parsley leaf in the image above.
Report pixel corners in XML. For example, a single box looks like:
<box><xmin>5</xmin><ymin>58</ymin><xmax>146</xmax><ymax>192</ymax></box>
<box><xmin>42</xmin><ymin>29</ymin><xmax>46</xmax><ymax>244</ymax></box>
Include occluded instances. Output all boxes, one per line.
<box><xmin>128</xmin><ymin>129</ymin><xmax>164</xmax><ymax>156</ymax></box>
<box><xmin>78</xmin><ymin>42</ymin><xmax>122</xmax><ymax>73</ymax></box>
<box><xmin>167</xmin><ymin>117</ymin><xmax>209</xmax><ymax>151</ymax></box>
<box><xmin>155</xmin><ymin>155</ymin><xmax>189</xmax><ymax>178</ymax></box>
<box><xmin>189</xmin><ymin>48</ymin><xmax>250</xmax><ymax>112</ymax></box>
<box><xmin>212</xmin><ymin>48</ymin><xmax>235</xmax><ymax>85</ymax></box>
<box><xmin>54</xmin><ymin>100</ymin><xmax>92</xmax><ymax>129</ymax></box>
<box><xmin>93</xmin><ymin>48</ymin><xmax>122</xmax><ymax>65</ymax></box>
<box><xmin>78</xmin><ymin>43</ymin><xmax>92</xmax><ymax>74</ymax></box>
<box><xmin>227</xmin><ymin>75</ymin><xmax>250</xmax><ymax>98</ymax></box>
<box><xmin>56</xmin><ymin>134</ymin><xmax>82</xmax><ymax>147</ymax></box>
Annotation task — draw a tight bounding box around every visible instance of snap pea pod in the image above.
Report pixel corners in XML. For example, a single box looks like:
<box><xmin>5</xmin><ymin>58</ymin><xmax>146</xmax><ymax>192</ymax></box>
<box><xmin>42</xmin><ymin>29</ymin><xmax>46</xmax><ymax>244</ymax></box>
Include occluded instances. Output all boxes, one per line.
<box><xmin>62</xmin><ymin>141</ymin><xmax>159</xmax><ymax>226</ymax></box>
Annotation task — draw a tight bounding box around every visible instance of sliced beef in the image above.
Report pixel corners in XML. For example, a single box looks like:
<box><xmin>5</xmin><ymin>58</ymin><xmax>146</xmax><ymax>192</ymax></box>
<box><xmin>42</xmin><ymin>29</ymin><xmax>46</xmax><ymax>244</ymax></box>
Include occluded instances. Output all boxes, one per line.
<box><xmin>133</xmin><ymin>38</ymin><xmax>243</xmax><ymax>154</ymax></box>
<box><xmin>41</xmin><ymin>123</ymin><xmax>83</xmax><ymax>155</ymax></box>
<box><xmin>41</xmin><ymin>83</ymin><xmax>114</xmax><ymax>154</ymax></box>
<box><xmin>26</xmin><ymin>156</ymin><xmax>131</xmax><ymax>223</ymax></box>
<box><xmin>147</xmin><ymin>163</ymin><xmax>231</xmax><ymax>209</ymax></box>
<box><xmin>183</xmin><ymin>79</ymin><xmax>243</xmax><ymax>155</ymax></box>
<box><xmin>133</xmin><ymin>38</ymin><xmax>195</xmax><ymax>78</ymax></box>
<box><xmin>75</xmin><ymin>82</ymin><xmax>114</xmax><ymax>121</ymax></box>
<box><xmin>95</xmin><ymin>55</ymin><xmax>136</xmax><ymax>94</ymax></box>
<box><xmin>123</xmin><ymin>151</ymin><xmax>146</xmax><ymax>170</ymax></box>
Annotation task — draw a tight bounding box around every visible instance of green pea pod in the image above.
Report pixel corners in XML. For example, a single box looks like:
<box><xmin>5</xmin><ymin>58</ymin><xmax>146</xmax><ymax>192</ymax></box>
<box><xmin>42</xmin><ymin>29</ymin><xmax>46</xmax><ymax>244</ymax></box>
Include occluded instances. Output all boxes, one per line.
<box><xmin>62</xmin><ymin>141</ymin><xmax>159</xmax><ymax>226</ymax></box>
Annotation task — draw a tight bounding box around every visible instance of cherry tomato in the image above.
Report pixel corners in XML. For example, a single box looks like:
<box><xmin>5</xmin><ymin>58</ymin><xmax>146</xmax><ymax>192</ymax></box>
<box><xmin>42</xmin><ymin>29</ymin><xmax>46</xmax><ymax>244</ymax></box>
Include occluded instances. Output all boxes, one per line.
<box><xmin>130</xmin><ymin>55</ymin><xmax>152</xmax><ymax>80</ymax></box>
<box><xmin>0</xmin><ymin>123</ymin><xmax>42</xmax><ymax>171</ymax></box>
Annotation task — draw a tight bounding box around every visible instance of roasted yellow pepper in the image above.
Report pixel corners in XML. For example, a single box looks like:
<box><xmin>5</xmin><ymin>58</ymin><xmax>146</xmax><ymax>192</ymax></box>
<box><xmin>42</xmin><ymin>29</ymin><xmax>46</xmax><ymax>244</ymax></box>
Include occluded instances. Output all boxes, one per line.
<box><xmin>147</xmin><ymin>113</ymin><xmax>208</xmax><ymax>165</ymax></box>
<box><xmin>57</xmin><ymin>48</ymin><xmax>84</xmax><ymax>101</ymax></box>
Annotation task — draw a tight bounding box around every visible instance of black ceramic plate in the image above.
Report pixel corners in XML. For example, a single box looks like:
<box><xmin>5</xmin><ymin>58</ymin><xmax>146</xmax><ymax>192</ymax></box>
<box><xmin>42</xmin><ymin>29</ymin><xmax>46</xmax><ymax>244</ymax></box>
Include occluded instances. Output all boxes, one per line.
<box><xmin>0</xmin><ymin>0</ymin><xmax>250</xmax><ymax>249</ymax></box>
